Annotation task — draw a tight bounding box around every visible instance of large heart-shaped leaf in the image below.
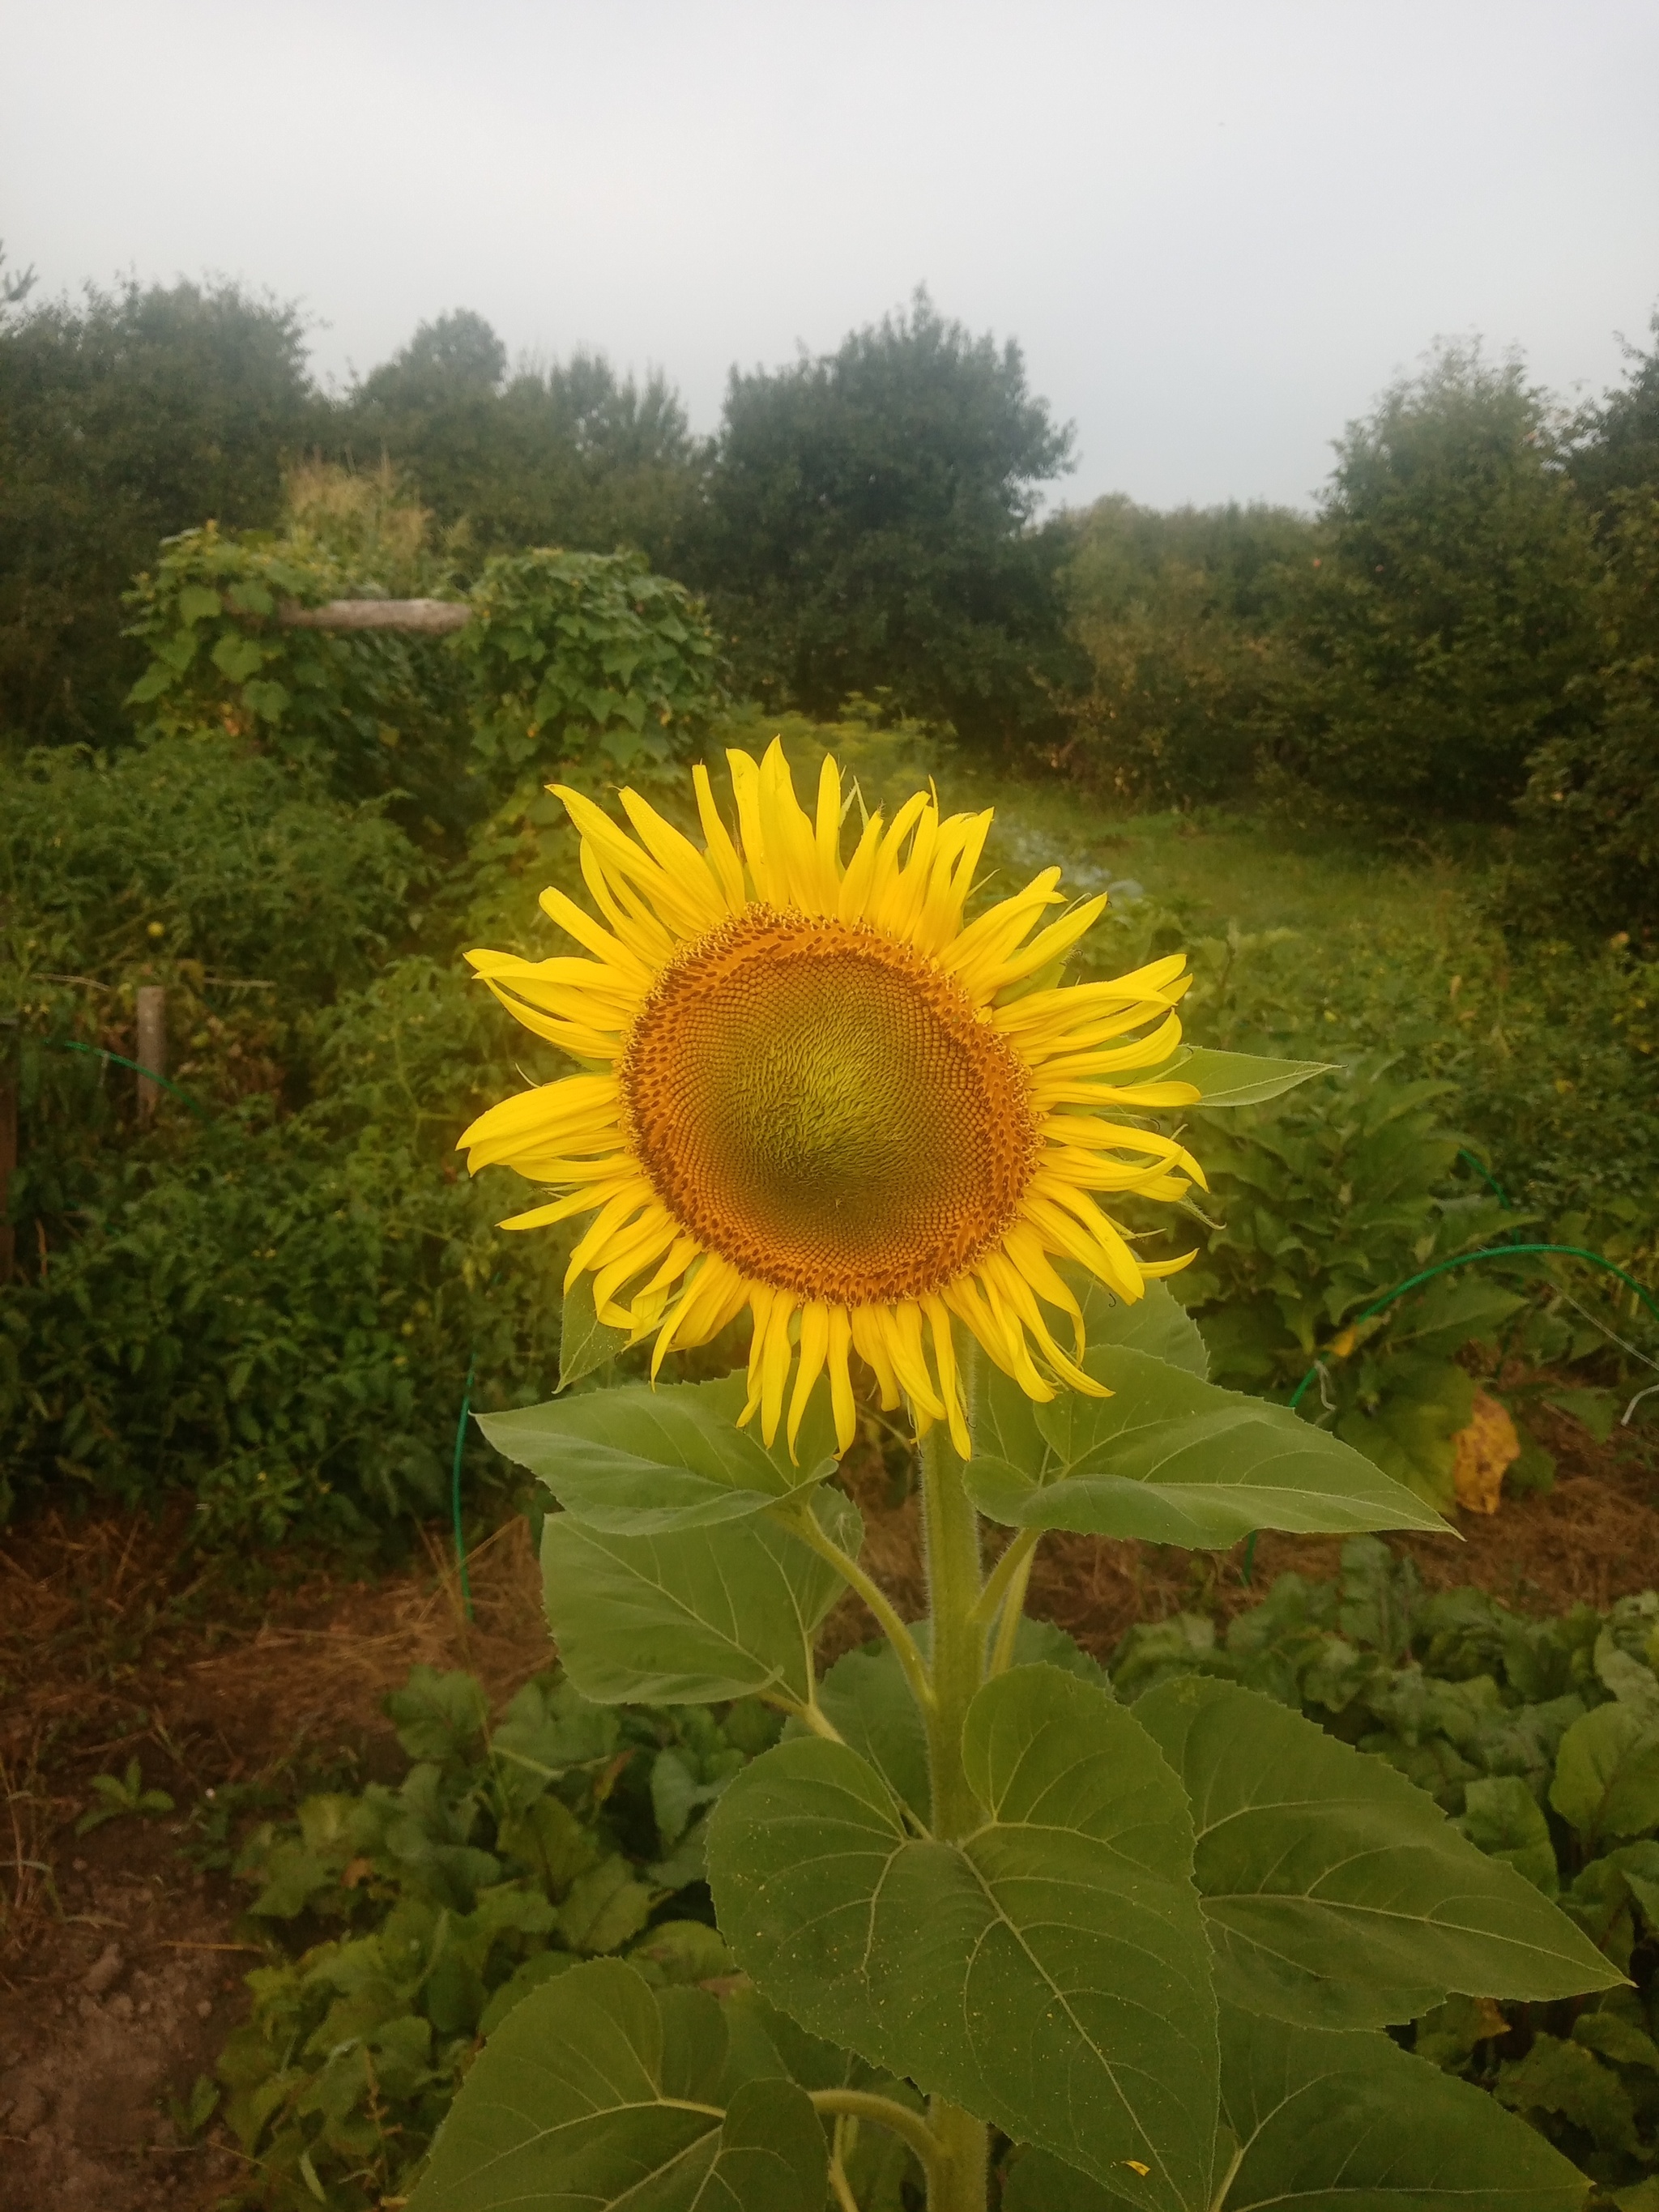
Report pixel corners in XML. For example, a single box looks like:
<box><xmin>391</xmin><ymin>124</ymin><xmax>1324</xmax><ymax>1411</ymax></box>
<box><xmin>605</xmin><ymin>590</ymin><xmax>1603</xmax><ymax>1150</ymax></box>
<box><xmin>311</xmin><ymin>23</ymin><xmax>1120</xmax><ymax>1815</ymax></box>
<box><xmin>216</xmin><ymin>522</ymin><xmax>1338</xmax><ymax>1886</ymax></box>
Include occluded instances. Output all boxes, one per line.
<box><xmin>708</xmin><ymin>1663</ymin><xmax>1218</xmax><ymax>2212</ymax></box>
<box><xmin>1004</xmin><ymin>2001</ymin><xmax>1588</xmax><ymax>2211</ymax></box>
<box><xmin>810</xmin><ymin>1621</ymin><xmax>1107</xmax><ymax>1827</ymax></box>
<box><xmin>407</xmin><ymin>1958</ymin><xmax>826</xmax><ymax>2211</ymax></box>
<box><xmin>1550</xmin><ymin>1701</ymin><xmax>1659</xmax><ymax>1844</ymax></box>
<box><xmin>968</xmin><ymin>1345</ymin><xmax>1446</xmax><ymax>1547</ymax></box>
<box><xmin>1136</xmin><ymin>1676</ymin><xmax>1618</xmax><ymax>2028</ymax></box>
<box><xmin>542</xmin><ymin>1488</ymin><xmax>860</xmax><ymax>1705</ymax></box>
<box><xmin>482</xmin><ymin>1375</ymin><xmax>837</xmax><ymax>1533</ymax></box>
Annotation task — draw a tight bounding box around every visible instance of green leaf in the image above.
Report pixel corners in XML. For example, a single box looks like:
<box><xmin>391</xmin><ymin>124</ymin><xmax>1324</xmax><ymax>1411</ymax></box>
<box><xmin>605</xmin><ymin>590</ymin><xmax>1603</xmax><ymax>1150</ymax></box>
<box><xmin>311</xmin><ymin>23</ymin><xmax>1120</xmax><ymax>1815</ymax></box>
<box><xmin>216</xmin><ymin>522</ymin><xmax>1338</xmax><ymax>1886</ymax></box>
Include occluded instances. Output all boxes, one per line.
<box><xmin>541</xmin><ymin>1488</ymin><xmax>861</xmax><ymax>1705</ymax></box>
<box><xmin>406</xmin><ymin>1958</ymin><xmax>825</xmax><ymax>2211</ymax></box>
<box><xmin>1008</xmin><ymin>2003</ymin><xmax>1589</xmax><ymax>2210</ymax></box>
<box><xmin>1337</xmin><ymin>1353</ymin><xmax>1475</xmax><ymax>1511</ymax></box>
<box><xmin>1460</xmin><ymin>1775</ymin><xmax>1560</xmax><ymax>1896</ymax></box>
<box><xmin>211</xmin><ymin>630</ymin><xmax>268</xmax><ymax>682</ymax></box>
<box><xmin>812</xmin><ymin>1642</ymin><xmax>932</xmax><ymax>1822</ymax></box>
<box><xmin>708</xmin><ymin>1664</ymin><xmax>1218</xmax><ymax>2211</ymax></box>
<box><xmin>383</xmin><ymin>1666</ymin><xmax>488</xmax><ymax>1765</ymax></box>
<box><xmin>1499</xmin><ymin>2030</ymin><xmax>1641</xmax><ymax>2157</ymax></box>
<box><xmin>1169</xmin><ymin>1047</ymin><xmax>1336</xmax><ymax>1106</ymax></box>
<box><xmin>176</xmin><ymin>585</ymin><xmax>223</xmax><ymax>625</ymax></box>
<box><xmin>1071</xmin><ymin>1271</ymin><xmax>1210</xmax><ymax>1379</ymax></box>
<box><xmin>1550</xmin><ymin>1702</ymin><xmax>1659</xmax><ymax>1843</ymax></box>
<box><xmin>557</xmin><ymin>1273</ymin><xmax>629</xmax><ymax>1391</ymax></box>
<box><xmin>968</xmin><ymin>1345</ymin><xmax>1446</xmax><ymax>1548</ymax></box>
<box><xmin>1136</xmin><ymin>1677</ymin><xmax>1615</xmax><ymax>2029</ymax></box>
<box><xmin>811</xmin><ymin>1622</ymin><xmax>1106</xmax><ymax>1826</ymax></box>
<box><xmin>479</xmin><ymin>1375</ymin><xmax>837</xmax><ymax>1534</ymax></box>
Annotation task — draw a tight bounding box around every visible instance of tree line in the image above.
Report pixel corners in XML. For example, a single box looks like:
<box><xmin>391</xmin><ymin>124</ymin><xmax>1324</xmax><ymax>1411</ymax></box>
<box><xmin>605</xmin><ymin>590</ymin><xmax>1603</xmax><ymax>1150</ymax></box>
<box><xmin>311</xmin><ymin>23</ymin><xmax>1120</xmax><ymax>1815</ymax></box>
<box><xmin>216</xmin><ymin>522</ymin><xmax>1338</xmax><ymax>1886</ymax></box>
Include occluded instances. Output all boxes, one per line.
<box><xmin>2</xmin><ymin>253</ymin><xmax>1656</xmax><ymax>927</ymax></box>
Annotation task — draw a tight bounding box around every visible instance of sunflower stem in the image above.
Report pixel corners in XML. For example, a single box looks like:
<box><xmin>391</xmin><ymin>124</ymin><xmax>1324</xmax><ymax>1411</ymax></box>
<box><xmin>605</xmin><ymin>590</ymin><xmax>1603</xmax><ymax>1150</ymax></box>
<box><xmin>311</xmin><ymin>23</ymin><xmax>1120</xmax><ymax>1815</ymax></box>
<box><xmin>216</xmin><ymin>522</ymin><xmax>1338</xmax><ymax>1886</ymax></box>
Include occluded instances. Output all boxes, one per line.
<box><xmin>918</xmin><ymin>1362</ymin><xmax>992</xmax><ymax>2212</ymax></box>
<box><xmin>779</xmin><ymin>1502</ymin><xmax>935</xmax><ymax>1714</ymax></box>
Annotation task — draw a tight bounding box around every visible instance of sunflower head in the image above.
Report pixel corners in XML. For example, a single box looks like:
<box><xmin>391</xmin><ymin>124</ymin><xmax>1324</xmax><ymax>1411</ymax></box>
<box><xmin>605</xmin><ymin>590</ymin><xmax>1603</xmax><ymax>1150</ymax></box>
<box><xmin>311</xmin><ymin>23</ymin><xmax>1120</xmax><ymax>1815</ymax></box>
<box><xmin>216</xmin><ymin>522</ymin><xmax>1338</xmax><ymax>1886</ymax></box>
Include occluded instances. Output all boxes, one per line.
<box><xmin>458</xmin><ymin>742</ymin><xmax>1204</xmax><ymax>1457</ymax></box>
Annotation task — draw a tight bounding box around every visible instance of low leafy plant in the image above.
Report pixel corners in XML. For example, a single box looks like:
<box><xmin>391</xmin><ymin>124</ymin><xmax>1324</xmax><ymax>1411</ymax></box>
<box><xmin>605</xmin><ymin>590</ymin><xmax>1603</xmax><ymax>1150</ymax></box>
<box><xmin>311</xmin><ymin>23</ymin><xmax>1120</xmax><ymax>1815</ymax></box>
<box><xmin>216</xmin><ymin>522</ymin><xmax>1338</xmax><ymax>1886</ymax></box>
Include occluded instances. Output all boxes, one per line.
<box><xmin>75</xmin><ymin>1755</ymin><xmax>174</xmax><ymax>1835</ymax></box>
<box><xmin>217</xmin><ymin>1662</ymin><xmax>778</xmax><ymax>2210</ymax></box>
<box><xmin>454</xmin><ymin>546</ymin><xmax>726</xmax><ymax>781</ymax></box>
<box><xmin>1114</xmin><ymin>1540</ymin><xmax>1659</xmax><ymax>2205</ymax></box>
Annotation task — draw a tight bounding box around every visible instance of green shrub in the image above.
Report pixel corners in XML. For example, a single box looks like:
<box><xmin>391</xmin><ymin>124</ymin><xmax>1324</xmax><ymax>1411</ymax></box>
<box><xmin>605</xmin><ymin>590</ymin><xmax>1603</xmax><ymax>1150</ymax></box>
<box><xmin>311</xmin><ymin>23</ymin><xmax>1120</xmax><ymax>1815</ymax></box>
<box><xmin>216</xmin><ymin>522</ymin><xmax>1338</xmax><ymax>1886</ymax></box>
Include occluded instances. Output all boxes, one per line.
<box><xmin>0</xmin><ymin>956</ymin><xmax>563</xmax><ymax>1535</ymax></box>
<box><xmin>0</xmin><ymin>731</ymin><xmax>420</xmax><ymax>999</ymax></box>
<box><xmin>454</xmin><ymin>545</ymin><xmax>725</xmax><ymax>782</ymax></box>
<box><xmin>215</xmin><ymin>1663</ymin><xmax>781</xmax><ymax>2211</ymax></box>
<box><xmin>122</xmin><ymin>516</ymin><xmax>472</xmax><ymax>824</ymax></box>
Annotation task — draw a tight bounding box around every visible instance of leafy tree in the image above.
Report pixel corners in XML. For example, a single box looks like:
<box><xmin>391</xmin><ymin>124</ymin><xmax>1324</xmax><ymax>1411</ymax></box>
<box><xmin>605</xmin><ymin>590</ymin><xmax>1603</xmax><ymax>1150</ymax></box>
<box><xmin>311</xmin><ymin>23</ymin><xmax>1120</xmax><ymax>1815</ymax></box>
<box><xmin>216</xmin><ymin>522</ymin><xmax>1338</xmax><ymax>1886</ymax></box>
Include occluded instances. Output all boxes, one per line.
<box><xmin>1060</xmin><ymin>497</ymin><xmax>1313</xmax><ymax>802</ymax></box>
<box><xmin>1570</xmin><ymin>308</ymin><xmax>1659</xmax><ymax>509</ymax></box>
<box><xmin>341</xmin><ymin>315</ymin><xmax>704</xmax><ymax>573</ymax></box>
<box><xmin>693</xmin><ymin>289</ymin><xmax>1081</xmax><ymax>749</ymax></box>
<box><xmin>1263</xmin><ymin>343</ymin><xmax>1608</xmax><ymax>816</ymax></box>
<box><xmin>0</xmin><ymin>278</ymin><xmax>319</xmax><ymax>738</ymax></box>
<box><xmin>1516</xmin><ymin>488</ymin><xmax>1659</xmax><ymax>935</ymax></box>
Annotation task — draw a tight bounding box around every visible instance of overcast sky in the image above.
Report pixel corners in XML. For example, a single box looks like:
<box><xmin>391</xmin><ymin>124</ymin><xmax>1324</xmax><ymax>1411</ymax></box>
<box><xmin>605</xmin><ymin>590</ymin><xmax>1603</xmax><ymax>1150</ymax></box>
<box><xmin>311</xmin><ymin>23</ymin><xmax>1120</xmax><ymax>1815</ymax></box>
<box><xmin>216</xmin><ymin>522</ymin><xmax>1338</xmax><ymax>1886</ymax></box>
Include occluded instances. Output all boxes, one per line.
<box><xmin>6</xmin><ymin>0</ymin><xmax>1657</xmax><ymax>513</ymax></box>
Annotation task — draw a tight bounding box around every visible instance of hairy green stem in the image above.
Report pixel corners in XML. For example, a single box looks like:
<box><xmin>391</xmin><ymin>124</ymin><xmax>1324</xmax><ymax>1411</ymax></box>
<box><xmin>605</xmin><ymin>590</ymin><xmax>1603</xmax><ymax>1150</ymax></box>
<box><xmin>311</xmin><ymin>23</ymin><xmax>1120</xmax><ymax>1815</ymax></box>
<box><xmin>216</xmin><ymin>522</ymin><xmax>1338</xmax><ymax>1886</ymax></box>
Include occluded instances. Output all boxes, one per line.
<box><xmin>967</xmin><ymin>1524</ymin><xmax>1040</xmax><ymax>1629</ymax></box>
<box><xmin>1209</xmin><ymin>2135</ymin><xmax>1247</xmax><ymax>2210</ymax></box>
<box><xmin>987</xmin><ymin>1537</ymin><xmax>1038</xmax><ymax>1678</ymax></box>
<box><xmin>928</xmin><ymin>2096</ymin><xmax>991</xmax><ymax>2212</ymax></box>
<box><xmin>808</xmin><ymin>2089</ymin><xmax>940</xmax><ymax>2175</ymax></box>
<box><xmin>918</xmin><ymin>1384</ymin><xmax>992</xmax><ymax>2212</ymax></box>
<box><xmin>781</xmin><ymin>1500</ymin><xmax>936</xmax><ymax>1714</ymax></box>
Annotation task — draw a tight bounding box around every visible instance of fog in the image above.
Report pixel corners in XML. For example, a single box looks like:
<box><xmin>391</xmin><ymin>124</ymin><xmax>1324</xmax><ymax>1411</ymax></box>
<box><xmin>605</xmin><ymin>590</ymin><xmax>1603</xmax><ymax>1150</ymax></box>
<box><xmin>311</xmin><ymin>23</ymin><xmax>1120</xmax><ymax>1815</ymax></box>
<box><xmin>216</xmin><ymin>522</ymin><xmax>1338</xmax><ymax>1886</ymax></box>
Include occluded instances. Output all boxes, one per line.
<box><xmin>6</xmin><ymin>0</ymin><xmax>1657</xmax><ymax>508</ymax></box>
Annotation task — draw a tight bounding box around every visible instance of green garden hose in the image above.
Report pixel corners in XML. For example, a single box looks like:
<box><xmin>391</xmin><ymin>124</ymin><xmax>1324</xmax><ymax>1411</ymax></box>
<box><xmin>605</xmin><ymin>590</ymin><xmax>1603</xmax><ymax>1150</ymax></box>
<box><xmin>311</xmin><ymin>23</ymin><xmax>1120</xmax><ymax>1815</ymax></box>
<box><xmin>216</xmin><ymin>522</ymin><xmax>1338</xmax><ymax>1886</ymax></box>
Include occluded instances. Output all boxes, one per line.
<box><xmin>49</xmin><ymin>1037</ymin><xmax>211</xmax><ymax>1118</ymax></box>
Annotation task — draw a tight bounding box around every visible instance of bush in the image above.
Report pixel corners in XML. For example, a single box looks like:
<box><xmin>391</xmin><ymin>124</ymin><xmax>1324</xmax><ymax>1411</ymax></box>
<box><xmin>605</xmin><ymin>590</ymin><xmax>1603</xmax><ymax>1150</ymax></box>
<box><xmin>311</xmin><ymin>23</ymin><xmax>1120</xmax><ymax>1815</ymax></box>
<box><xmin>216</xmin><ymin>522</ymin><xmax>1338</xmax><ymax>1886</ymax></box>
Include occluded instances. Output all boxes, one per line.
<box><xmin>1260</xmin><ymin>343</ymin><xmax>1607</xmax><ymax>819</ymax></box>
<box><xmin>0</xmin><ymin>731</ymin><xmax>421</xmax><ymax>999</ymax></box>
<box><xmin>1058</xmin><ymin>495</ymin><xmax>1311</xmax><ymax>803</ymax></box>
<box><xmin>1515</xmin><ymin>491</ymin><xmax>1659</xmax><ymax>939</ymax></box>
<box><xmin>0</xmin><ymin>276</ymin><xmax>318</xmax><ymax>740</ymax></box>
<box><xmin>215</xmin><ymin>1664</ymin><xmax>779</xmax><ymax>2210</ymax></box>
<box><xmin>0</xmin><ymin>957</ymin><xmax>565</xmax><ymax>1536</ymax></box>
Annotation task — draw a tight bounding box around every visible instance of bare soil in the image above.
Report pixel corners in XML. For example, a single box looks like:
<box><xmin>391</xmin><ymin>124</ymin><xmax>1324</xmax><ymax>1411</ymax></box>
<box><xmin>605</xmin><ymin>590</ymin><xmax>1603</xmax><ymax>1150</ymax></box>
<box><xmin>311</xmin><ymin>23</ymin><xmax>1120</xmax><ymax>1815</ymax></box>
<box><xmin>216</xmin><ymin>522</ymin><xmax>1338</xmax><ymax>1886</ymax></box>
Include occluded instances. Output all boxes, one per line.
<box><xmin>2</xmin><ymin>1396</ymin><xmax>1653</xmax><ymax>2211</ymax></box>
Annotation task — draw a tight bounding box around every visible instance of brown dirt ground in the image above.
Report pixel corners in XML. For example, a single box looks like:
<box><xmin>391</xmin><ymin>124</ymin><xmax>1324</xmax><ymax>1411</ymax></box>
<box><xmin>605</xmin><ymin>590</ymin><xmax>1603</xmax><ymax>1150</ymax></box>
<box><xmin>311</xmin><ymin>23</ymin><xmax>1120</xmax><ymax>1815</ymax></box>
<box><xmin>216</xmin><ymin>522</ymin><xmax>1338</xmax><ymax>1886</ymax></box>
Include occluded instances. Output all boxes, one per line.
<box><xmin>2</xmin><ymin>1396</ymin><xmax>1654</xmax><ymax>2211</ymax></box>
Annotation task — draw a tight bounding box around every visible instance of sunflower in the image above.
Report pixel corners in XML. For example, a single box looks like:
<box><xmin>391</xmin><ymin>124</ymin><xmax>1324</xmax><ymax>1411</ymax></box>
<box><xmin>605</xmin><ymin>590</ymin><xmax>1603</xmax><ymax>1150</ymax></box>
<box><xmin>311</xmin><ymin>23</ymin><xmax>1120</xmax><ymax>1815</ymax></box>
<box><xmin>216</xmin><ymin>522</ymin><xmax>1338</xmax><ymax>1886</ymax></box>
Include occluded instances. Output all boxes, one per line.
<box><xmin>458</xmin><ymin>742</ymin><xmax>1203</xmax><ymax>1458</ymax></box>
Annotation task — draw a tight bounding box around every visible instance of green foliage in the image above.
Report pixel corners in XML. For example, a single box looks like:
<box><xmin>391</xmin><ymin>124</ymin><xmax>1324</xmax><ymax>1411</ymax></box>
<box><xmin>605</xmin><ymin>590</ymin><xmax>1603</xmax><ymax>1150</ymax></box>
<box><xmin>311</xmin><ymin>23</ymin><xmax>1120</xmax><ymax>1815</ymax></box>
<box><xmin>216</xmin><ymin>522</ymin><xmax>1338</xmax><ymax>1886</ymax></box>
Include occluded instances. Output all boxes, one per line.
<box><xmin>1111</xmin><ymin>1547</ymin><xmax>1659</xmax><ymax>2200</ymax></box>
<box><xmin>403</xmin><ymin>1262</ymin><xmax>1607</xmax><ymax>2212</ymax></box>
<box><xmin>75</xmin><ymin>1755</ymin><xmax>175</xmax><ymax>1835</ymax></box>
<box><xmin>454</xmin><ymin>547</ymin><xmax>725</xmax><ymax>780</ymax></box>
<box><xmin>122</xmin><ymin>501</ymin><xmax>472</xmax><ymax>820</ymax></box>
<box><xmin>0</xmin><ymin>948</ymin><xmax>565</xmax><ymax>1535</ymax></box>
<box><xmin>0</xmin><ymin>729</ymin><xmax>420</xmax><ymax>999</ymax></box>
<box><xmin>1060</xmin><ymin>495</ymin><xmax>1312</xmax><ymax>804</ymax></box>
<box><xmin>1572</xmin><ymin>313</ymin><xmax>1659</xmax><ymax>510</ymax></box>
<box><xmin>1261</xmin><ymin>343</ymin><xmax>1608</xmax><ymax>818</ymax></box>
<box><xmin>217</xmin><ymin>1662</ymin><xmax>780</xmax><ymax>2210</ymax></box>
<box><xmin>694</xmin><ymin>288</ymin><xmax>1081</xmax><ymax>749</ymax></box>
<box><xmin>343</xmin><ymin>313</ymin><xmax>706</xmax><ymax>574</ymax></box>
<box><xmin>1516</xmin><ymin>489</ymin><xmax>1659</xmax><ymax>936</ymax></box>
<box><xmin>966</xmin><ymin>1279</ymin><xmax>1450</xmax><ymax>1544</ymax></box>
<box><xmin>0</xmin><ymin>276</ymin><xmax>318</xmax><ymax>738</ymax></box>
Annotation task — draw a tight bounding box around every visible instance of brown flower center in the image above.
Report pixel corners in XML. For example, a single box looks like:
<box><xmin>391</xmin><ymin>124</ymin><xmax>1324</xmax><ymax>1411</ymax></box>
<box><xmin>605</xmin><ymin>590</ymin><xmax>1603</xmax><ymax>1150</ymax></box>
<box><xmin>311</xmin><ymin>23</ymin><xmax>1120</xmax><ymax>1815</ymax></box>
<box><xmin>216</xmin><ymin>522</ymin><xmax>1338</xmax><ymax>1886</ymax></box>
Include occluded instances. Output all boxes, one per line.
<box><xmin>620</xmin><ymin>906</ymin><xmax>1038</xmax><ymax>1304</ymax></box>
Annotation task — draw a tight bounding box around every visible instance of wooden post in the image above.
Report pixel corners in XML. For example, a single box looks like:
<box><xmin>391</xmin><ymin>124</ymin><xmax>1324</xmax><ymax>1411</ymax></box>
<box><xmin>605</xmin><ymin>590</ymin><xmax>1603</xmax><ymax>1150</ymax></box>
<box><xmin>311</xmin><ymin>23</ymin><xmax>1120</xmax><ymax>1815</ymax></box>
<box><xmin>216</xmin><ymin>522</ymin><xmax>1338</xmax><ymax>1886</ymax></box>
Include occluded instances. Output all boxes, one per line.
<box><xmin>279</xmin><ymin>599</ymin><xmax>470</xmax><ymax>634</ymax></box>
<box><xmin>135</xmin><ymin>987</ymin><xmax>166</xmax><ymax>1124</ymax></box>
<box><xmin>0</xmin><ymin>1072</ymin><xmax>15</xmax><ymax>1286</ymax></box>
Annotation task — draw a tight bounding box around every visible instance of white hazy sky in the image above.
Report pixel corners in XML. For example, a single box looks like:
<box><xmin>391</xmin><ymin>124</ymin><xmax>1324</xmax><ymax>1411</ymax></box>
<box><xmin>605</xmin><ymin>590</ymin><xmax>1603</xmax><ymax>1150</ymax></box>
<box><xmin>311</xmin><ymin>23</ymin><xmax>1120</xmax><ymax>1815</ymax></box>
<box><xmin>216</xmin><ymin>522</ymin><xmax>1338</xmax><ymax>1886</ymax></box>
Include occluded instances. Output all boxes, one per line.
<box><xmin>6</xmin><ymin>0</ymin><xmax>1657</xmax><ymax>513</ymax></box>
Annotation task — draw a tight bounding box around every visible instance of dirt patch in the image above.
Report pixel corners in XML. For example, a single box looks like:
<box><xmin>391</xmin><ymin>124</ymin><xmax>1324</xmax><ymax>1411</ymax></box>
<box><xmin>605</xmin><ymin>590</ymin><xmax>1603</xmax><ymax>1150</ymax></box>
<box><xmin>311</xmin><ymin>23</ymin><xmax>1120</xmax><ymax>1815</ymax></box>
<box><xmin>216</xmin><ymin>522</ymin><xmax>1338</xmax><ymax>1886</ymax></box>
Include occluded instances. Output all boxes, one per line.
<box><xmin>0</xmin><ymin>1512</ymin><xmax>554</xmax><ymax>2212</ymax></box>
<box><xmin>1</xmin><ymin>1395</ymin><xmax>1653</xmax><ymax>2206</ymax></box>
